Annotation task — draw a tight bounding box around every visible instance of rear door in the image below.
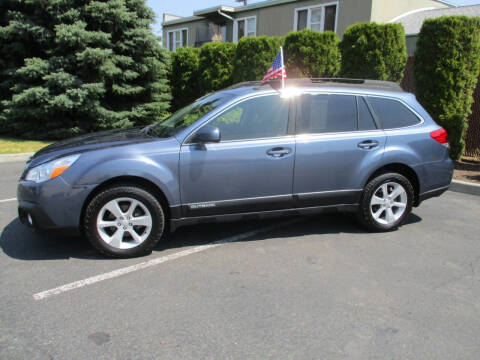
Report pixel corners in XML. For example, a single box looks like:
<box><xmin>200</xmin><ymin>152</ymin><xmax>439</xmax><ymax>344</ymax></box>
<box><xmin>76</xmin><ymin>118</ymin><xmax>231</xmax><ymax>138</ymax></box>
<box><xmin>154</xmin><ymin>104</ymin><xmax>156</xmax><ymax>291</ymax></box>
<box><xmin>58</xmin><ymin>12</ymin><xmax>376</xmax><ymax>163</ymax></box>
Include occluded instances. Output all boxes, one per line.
<box><xmin>179</xmin><ymin>93</ymin><xmax>296</xmax><ymax>217</ymax></box>
<box><xmin>293</xmin><ymin>93</ymin><xmax>387</xmax><ymax>207</ymax></box>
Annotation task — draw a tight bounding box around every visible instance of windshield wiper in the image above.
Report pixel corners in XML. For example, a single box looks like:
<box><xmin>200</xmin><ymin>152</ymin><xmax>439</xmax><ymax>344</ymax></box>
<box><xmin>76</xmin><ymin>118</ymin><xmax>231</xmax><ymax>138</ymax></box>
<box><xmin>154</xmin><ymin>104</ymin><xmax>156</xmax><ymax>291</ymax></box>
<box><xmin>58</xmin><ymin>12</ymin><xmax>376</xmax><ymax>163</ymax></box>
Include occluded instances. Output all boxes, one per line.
<box><xmin>141</xmin><ymin>124</ymin><xmax>161</xmax><ymax>137</ymax></box>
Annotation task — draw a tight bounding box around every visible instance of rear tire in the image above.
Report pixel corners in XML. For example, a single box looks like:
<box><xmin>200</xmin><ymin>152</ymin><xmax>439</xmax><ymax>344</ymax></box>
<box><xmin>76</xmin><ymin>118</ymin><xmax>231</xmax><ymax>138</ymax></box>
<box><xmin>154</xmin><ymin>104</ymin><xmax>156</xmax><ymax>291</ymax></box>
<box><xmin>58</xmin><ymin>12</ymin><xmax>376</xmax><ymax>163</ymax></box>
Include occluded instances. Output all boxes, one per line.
<box><xmin>84</xmin><ymin>185</ymin><xmax>165</xmax><ymax>258</ymax></box>
<box><xmin>357</xmin><ymin>172</ymin><xmax>414</xmax><ymax>232</ymax></box>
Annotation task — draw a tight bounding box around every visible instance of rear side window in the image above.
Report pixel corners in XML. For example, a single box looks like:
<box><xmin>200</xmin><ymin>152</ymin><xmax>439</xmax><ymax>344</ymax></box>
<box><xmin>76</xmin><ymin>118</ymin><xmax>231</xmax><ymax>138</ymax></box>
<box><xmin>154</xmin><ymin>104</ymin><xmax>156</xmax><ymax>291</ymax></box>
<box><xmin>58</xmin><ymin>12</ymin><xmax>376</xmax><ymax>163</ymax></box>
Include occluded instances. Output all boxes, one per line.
<box><xmin>358</xmin><ymin>97</ymin><xmax>377</xmax><ymax>131</ymax></box>
<box><xmin>297</xmin><ymin>94</ymin><xmax>357</xmax><ymax>134</ymax></box>
<box><xmin>368</xmin><ymin>97</ymin><xmax>421</xmax><ymax>129</ymax></box>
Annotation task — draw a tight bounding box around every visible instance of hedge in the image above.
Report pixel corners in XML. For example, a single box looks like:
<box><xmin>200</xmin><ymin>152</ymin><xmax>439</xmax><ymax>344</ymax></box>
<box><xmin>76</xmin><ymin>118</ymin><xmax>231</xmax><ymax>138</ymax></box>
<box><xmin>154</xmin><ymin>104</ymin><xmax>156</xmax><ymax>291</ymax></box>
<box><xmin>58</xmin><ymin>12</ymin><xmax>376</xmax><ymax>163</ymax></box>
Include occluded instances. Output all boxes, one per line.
<box><xmin>339</xmin><ymin>22</ymin><xmax>407</xmax><ymax>83</ymax></box>
<box><xmin>198</xmin><ymin>42</ymin><xmax>236</xmax><ymax>93</ymax></box>
<box><xmin>170</xmin><ymin>47</ymin><xmax>201</xmax><ymax>111</ymax></box>
<box><xmin>415</xmin><ymin>16</ymin><xmax>480</xmax><ymax>160</ymax></box>
<box><xmin>284</xmin><ymin>30</ymin><xmax>340</xmax><ymax>78</ymax></box>
<box><xmin>232</xmin><ymin>36</ymin><xmax>283</xmax><ymax>83</ymax></box>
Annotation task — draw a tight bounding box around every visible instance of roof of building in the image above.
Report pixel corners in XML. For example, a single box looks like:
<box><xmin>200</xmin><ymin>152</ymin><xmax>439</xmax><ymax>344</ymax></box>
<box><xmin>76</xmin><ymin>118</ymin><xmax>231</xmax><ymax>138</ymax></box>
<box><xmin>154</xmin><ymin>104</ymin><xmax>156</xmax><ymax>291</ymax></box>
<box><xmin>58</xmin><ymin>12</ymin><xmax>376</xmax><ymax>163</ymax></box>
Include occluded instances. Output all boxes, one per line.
<box><xmin>163</xmin><ymin>0</ymin><xmax>300</xmax><ymax>26</ymax></box>
<box><xmin>162</xmin><ymin>15</ymin><xmax>205</xmax><ymax>26</ymax></box>
<box><xmin>163</xmin><ymin>0</ymin><xmax>458</xmax><ymax>28</ymax></box>
<box><xmin>193</xmin><ymin>5</ymin><xmax>235</xmax><ymax>16</ymax></box>
<box><xmin>392</xmin><ymin>4</ymin><xmax>480</xmax><ymax>35</ymax></box>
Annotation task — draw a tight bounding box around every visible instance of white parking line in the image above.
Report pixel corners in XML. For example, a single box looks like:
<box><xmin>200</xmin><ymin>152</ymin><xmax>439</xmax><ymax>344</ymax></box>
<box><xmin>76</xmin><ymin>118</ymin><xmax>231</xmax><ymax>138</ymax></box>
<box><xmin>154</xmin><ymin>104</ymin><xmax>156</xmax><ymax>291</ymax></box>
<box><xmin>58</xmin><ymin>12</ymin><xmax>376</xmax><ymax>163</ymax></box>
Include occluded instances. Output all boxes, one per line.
<box><xmin>33</xmin><ymin>218</ymin><xmax>302</xmax><ymax>300</ymax></box>
<box><xmin>0</xmin><ymin>198</ymin><xmax>16</xmax><ymax>203</ymax></box>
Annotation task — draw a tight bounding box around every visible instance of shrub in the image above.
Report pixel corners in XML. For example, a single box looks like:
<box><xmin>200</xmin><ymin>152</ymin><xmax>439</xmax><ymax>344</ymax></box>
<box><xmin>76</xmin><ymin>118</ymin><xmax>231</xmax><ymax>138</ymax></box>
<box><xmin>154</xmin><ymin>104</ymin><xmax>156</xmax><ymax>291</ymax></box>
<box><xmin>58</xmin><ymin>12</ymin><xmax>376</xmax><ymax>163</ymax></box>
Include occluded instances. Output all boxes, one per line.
<box><xmin>232</xmin><ymin>36</ymin><xmax>283</xmax><ymax>83</ymax></box>
<box><xmin>198</xmin><ymin>42</ymin><xmax>236</xmax><ymax>92</ymax></box>
<box><xmin>170</xmin><ymin>47</ymin><xmax>201</xmax><ymax>111</ymax></box>
<box><xmin>340</xmin><ymin>22</ymin><xmax>407</xmax><ymax>83</ymax></box>
<box><xmin>284</xmin><ymin>30</ymin><xmax>340</xmax><ymax>78</ymax></box>
<box><xmin>415</xmin><ymin>16</ymin><xmax>480</xmax><ymax>160</ymax></box>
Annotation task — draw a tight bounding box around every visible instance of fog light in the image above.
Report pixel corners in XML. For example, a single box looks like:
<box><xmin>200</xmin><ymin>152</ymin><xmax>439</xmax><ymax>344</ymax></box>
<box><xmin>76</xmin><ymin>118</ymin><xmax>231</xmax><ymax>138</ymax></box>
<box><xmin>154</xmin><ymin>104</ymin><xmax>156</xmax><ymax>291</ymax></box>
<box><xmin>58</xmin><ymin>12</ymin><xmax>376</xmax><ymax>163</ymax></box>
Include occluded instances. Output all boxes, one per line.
<box><xmin>27</xmin><ymin>214</ymin><xmax>33</xmax><ymax>226</ymax></box>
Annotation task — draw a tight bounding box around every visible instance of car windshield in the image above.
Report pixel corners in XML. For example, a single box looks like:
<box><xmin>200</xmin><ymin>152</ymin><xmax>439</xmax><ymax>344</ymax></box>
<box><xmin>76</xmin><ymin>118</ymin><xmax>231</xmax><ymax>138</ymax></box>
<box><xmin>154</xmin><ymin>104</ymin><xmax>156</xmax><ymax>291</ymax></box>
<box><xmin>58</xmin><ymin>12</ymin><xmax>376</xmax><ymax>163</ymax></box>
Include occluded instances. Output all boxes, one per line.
<box><xmin>147</xmin><ymin>93</ymin><xmax>235</xmax><ymax>138</ymax></box>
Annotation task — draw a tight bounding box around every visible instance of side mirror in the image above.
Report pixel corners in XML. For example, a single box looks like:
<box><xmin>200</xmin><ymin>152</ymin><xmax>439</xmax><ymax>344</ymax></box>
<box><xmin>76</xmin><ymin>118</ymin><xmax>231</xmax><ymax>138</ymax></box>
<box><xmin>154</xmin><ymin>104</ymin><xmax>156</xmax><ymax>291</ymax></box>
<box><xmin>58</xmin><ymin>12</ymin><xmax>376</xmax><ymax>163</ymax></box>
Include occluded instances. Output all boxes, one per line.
<box><xmin>191</xmin><ymin>125</ymin><xmax>220</xmax><ymax>143</ymax></box>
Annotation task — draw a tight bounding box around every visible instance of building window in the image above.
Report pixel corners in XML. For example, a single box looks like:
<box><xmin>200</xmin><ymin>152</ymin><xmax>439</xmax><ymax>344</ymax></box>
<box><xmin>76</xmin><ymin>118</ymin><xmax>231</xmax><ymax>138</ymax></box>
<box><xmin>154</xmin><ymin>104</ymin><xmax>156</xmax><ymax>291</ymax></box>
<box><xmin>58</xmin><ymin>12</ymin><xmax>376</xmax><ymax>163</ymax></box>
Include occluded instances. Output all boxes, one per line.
<box><xmin>167</xmin><ymin>28</ymin><xmax>188</xmax><ymax>51</ymax></box>
<box><xmin>233</xmin><ymin>16</ymin><xmax>256</xmax><ymax>43</ymax></box>
<box><xmin>294</xmin><ymin>3</ymin><xmax>338</xmax><ymax>33</ymax></box>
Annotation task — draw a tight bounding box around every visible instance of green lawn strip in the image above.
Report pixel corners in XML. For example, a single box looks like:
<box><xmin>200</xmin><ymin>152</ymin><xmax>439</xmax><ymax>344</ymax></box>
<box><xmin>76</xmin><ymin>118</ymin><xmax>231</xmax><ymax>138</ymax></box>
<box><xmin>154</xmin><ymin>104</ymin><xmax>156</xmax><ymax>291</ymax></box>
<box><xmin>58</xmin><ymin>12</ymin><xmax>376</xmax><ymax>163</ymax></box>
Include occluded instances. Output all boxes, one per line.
<box><xmin>0</xmin><ymin>137</ymin><xmax>52</xmax><ymax>154</ymax></box>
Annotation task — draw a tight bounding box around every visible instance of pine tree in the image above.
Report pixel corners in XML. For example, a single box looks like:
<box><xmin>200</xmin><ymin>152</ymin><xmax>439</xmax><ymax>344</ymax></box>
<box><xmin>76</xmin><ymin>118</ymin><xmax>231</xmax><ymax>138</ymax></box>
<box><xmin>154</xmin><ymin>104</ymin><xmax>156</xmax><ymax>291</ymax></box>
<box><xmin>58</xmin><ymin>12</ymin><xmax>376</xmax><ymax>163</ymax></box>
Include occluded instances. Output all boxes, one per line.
<box><xmin>0</xmin><ymin>0</ymin><xmax>171</xmax><ymax>139</ymax></box>
<box><xmin>0</xmin><ymin>0</ymin><xmax>48</xmax><ymax>126</ymax></box>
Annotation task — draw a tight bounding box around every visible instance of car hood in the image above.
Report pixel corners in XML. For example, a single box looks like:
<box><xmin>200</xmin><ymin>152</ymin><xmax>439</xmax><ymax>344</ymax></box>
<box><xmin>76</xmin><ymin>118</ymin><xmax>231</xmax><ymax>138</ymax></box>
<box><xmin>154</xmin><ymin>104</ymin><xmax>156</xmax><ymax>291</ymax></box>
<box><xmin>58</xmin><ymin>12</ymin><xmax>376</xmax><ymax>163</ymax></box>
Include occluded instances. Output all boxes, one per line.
<box><xmin>28</xmin><ymin>127</ymin><xmax>157</xmax><ymax>168</ymax></box>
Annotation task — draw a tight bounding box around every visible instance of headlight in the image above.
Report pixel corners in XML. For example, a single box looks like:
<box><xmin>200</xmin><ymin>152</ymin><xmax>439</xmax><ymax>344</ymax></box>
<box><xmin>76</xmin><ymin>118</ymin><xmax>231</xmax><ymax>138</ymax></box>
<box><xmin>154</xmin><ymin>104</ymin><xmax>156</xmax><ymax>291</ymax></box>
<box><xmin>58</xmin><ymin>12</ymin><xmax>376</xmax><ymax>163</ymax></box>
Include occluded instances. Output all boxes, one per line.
<box><xmin>25</xmin><ymin>154</ymin><xmax>81</xmax><ymax>183</ymax></box>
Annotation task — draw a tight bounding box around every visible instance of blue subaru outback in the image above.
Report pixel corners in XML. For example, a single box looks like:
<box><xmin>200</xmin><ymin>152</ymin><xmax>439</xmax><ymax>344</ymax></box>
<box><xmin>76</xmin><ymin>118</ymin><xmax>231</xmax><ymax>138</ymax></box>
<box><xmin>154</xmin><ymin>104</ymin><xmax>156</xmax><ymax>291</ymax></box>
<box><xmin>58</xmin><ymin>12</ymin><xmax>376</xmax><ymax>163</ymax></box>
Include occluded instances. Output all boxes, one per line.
<box><xmin>18</xmin><ymin>79</ymin><xmax>453</xmax><ymax>258</ymax></box>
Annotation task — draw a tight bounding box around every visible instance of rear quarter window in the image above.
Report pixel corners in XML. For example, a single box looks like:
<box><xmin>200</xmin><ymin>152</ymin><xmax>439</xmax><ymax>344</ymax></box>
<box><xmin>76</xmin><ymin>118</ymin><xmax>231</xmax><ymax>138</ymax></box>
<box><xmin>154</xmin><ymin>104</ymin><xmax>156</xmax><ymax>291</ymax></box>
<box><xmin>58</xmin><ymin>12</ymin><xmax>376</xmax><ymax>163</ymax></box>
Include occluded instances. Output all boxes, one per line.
<box><xmin>368</xmin><ymin>97</ymin><xmax>421</xmax><ymax>129</ymax></box>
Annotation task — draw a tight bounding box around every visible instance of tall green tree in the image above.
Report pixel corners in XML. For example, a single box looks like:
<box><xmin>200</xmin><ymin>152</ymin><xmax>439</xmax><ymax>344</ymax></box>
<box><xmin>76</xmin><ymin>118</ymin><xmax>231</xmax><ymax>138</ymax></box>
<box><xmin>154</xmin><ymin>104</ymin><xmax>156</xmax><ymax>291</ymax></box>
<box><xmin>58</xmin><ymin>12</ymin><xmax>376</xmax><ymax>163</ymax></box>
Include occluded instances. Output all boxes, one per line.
<box><xmin>170</xmin><ymin>47</ymin><xmax>201</xmax><ymax>112</ymax></box>
<box><xmin>198</xmin><ymin>42</ymin><xmax>236</xmax><ymax>93</ymax></box>
<box><xmin>0</xmin><ymin>0</ymin><xmax>171</xmax><ymax>140</ymax></box>
<box><xmin>232</xmin><ymin>36</ymin><xmax>283</xmax><ymax>83</ymax></box>
<box><xmin>340</xmin><ymin>22</ymin><xmax>407</xmax><ymax>83</ymax></box>
<box><xmin>0</xmin><ymin>0</ymin><xmax>48</xmax><ymax>121</ymax></box>
<box><xmin>415</xmin><ymin>16</ymin><xmax>480</xmax><ymax>160</ymax></box>
<box><xmin>284</xmin><ymin>30</ymin><xmax>340</xmax><ymax>78</ymax></box>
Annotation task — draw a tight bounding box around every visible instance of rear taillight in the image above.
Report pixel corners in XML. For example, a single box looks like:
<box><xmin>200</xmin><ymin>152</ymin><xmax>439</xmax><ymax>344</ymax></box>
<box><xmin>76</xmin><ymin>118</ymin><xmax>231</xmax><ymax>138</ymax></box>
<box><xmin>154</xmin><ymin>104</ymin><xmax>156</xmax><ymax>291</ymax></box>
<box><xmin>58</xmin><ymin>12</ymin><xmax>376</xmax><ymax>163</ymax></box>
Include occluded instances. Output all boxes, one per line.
<box><xmin>430</xmin><ymin>128</ymin><xmax>448</xmax><ymax>145</ymax></box>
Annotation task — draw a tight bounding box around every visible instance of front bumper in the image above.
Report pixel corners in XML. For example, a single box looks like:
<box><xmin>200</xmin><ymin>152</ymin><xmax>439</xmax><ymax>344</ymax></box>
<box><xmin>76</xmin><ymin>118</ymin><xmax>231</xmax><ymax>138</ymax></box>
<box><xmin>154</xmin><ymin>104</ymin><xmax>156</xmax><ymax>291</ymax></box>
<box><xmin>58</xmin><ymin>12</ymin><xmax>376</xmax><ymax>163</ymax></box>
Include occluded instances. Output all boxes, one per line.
<box><xmin>17</xmin><ymin>176</ymin><xmax>96</xmax><ymax>235</ymax></box>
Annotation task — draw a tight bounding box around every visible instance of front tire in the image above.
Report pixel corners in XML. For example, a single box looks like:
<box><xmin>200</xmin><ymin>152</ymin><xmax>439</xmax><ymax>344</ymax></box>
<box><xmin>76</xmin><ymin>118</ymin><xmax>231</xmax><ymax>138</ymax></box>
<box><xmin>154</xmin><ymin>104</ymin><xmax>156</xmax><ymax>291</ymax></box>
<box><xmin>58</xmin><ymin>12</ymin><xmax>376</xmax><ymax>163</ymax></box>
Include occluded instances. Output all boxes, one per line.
<box><xmin>357</xmin><ymin>172</ymin><xmax>414</xmax><ymax>232</ymax></box>
<box><xmin>84</xmin><ymin>185</ymin><xmax>165</xmax><ymax>258</ymax></box>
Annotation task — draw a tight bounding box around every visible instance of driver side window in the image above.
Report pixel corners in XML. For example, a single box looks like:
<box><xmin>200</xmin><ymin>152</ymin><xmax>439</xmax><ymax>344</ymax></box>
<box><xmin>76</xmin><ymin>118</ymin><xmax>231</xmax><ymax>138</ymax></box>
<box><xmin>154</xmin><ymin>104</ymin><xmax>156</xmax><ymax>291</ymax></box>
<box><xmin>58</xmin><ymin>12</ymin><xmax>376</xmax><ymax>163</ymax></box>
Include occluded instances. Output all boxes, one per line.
<box><xmin>209</xmin><ymin>95</ymin><xmax>289</xmax><ymax>141</ymax></box>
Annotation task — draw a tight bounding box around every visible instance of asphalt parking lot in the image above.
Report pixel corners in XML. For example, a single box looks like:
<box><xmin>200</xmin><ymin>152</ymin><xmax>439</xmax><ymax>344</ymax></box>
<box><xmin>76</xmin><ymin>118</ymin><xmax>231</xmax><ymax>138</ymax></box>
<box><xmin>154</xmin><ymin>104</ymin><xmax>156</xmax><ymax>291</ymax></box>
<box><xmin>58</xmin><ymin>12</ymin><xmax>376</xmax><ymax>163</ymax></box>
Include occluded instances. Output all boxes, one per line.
<box><xmin>0</xmin><ymin>161</ymin><xmax>479</xmax><ymax>360</ymax></box>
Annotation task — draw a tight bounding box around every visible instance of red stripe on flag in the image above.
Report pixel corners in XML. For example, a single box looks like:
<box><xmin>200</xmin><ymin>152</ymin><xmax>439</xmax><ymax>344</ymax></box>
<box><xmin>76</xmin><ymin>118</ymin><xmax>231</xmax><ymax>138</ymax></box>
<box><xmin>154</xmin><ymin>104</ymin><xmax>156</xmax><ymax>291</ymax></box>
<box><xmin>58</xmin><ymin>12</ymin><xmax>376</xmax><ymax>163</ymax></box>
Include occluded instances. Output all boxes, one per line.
<box><xmin>262</xmin><ymin>67</ymin><xmax>287</xmax><ymax>83</ymax></box>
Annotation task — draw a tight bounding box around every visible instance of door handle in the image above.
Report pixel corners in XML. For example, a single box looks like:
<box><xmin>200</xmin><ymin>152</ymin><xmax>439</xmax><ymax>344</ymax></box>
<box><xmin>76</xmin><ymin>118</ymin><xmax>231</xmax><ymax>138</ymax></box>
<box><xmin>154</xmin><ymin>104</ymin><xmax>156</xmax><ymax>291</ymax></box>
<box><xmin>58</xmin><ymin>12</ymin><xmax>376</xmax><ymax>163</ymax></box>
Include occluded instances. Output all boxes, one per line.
<box><xmin>358</xmin><ymin>140</ymin><xmax>379</xmax><ymax>150</ymax></box>
<box><xmin>267</xmin><ymin>147</ymin><xmax>292</xmax><ymax>157</ymax></box>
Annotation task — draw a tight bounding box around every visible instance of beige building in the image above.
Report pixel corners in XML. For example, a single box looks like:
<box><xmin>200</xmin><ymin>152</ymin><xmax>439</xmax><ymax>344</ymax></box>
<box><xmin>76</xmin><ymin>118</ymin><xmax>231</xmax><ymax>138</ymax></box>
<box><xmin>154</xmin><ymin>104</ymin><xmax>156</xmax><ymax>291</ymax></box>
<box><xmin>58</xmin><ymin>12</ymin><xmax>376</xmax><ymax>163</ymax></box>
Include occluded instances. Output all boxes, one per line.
<box><xmin>162</xmin><ymin>0</ymin><xmax>453</xmax><ymax>51</ymax></box>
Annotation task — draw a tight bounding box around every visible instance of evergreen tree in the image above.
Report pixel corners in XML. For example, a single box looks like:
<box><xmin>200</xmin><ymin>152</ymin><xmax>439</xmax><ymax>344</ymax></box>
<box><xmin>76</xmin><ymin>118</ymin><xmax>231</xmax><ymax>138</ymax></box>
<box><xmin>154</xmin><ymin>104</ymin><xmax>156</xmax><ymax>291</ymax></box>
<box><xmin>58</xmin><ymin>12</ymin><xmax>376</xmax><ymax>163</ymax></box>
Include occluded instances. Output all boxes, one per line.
<box><xmin>0</xmin><ymin>0</ymin><xmax>48</xmax><ymax>122</ymax></box>
<box><xmin>340</xmin><ymin>22</ymin><xmax>407</xmax><ymax>83</ymax></box>
<box><xmin>284</xmin><ymin>30</ymin><xmax>340</xmax><ymax>78</ymax></box>
<box><xmin>415</xmin><ymin>16</ymin><xmax>480</xmax><ymax>159</ymax></box>
<box><xmin>0</xmin><ymin>0</ymin><xmax>171</xmax><ymax>139</ymax></box>
<box><xmin>170</xmin><ymin>47</ymin><xmax>201</xmax><ymax>112</ymax></box>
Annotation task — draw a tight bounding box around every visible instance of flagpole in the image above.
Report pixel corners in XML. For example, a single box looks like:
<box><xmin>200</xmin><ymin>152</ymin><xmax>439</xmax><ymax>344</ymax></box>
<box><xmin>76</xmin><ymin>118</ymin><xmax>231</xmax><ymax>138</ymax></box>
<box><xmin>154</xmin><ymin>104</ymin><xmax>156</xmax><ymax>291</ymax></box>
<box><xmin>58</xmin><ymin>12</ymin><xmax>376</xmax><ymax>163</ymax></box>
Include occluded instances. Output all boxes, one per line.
<box><xmin>280</xmin><ymin>46</ymin><xmax>285</xmax><ymax>89</ymax></box>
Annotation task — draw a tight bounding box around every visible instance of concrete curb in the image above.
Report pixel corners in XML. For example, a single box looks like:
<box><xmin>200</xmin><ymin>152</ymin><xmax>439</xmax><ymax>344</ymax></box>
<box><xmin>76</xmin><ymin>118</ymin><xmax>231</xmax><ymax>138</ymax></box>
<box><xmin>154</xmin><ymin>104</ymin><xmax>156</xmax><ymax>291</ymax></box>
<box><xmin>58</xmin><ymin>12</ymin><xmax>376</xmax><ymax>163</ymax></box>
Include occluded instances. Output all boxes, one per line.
<box><xmin>449</xmin><ymin>180</ymin><xmax>480</xmax><ymax>196</ymax></box>
<box><xmin>0</xmin><ymin>152</ymin><xmax>33</xmax><ymax>164</ymax></box>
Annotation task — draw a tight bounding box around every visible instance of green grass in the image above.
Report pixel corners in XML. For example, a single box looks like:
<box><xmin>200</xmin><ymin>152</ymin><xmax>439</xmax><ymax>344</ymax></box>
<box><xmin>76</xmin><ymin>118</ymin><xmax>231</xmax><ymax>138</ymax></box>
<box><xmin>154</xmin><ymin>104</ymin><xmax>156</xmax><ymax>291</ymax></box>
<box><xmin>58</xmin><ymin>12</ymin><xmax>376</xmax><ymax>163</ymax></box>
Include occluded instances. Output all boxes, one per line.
<box><xmin>0</xmin><ymin>137</ymin><xmax>52</xmax><ymax>154</ymax></box>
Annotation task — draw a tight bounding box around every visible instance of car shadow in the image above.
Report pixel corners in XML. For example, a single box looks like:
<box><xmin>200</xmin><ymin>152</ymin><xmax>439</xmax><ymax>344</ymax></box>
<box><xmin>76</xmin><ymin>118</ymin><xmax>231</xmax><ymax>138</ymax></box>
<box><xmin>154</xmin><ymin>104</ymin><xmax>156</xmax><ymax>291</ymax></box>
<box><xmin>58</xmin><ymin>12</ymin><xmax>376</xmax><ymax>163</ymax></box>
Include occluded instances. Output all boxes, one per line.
<box><xmin>0</xmin><ymin>213</ymin><xmax>423</xmax><ymax>261</ymax></box>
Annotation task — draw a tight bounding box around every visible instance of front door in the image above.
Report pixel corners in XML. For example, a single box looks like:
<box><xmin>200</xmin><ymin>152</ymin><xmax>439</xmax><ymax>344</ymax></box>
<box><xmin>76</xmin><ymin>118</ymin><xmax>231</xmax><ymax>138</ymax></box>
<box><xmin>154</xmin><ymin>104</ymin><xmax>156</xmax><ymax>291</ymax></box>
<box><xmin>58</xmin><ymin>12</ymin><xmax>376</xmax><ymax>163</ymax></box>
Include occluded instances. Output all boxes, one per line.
<box><xmin>293</xmin><ymin>93</ymin><xmax>387</xmax><ymax>207</ymax></box>
<box><xmin>180</xmin><ymin>94</ymin><xmax>295</xmax><ymax>217</ymax></box>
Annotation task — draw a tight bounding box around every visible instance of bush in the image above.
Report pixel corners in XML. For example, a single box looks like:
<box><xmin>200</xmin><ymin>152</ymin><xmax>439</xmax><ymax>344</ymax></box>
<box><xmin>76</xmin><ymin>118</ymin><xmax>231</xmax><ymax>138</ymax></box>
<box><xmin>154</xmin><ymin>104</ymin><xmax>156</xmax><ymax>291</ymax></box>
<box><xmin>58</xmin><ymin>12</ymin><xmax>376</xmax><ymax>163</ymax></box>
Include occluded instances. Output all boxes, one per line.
<box><xmin>170</xmin><ymin>47</ymin><xmax>201</xmax><ymax>111</ymax></box>
<box><xmin>340</xmin><ymin>22</ymin><xmax>407</xmax><ymax>83</ymax></box>
<box><xmin>232</xmin><ymin>36</ymin><xmax>283</xmax><ymax>83</ymax></box>
<box><xmin>284</xmin><ymin>30</ymin><xmax>340</xmax><ymax>78</ymax></box>
<box><xmin>415</xmin><ymin>16</ymin><xmax>480</xmax><ymax>160</ymax></box>
<box><xmin>198</xmin><ymin>42</ymin><xmax>236</xmax><ymax>92</ymax></box>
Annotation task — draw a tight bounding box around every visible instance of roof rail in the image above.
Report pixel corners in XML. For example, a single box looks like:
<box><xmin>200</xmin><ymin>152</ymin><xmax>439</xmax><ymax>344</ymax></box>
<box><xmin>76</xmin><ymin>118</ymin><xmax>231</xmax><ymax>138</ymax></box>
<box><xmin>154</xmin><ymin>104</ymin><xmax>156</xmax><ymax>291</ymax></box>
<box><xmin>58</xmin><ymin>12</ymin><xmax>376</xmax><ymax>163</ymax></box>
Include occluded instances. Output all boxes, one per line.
<box><xmin>224</xmin><ymin>78</ymin><xmax>404</xmax><ymax>92</ymax></box>
<box><xmin>265</xmin><ymin>78</ymin><xmax>403</xmax><ymax>92</ymax></box>
<box><xmin>311</xmin><ymin>78</ymin><xmax>365</xmax><ymax>84</ymax></box>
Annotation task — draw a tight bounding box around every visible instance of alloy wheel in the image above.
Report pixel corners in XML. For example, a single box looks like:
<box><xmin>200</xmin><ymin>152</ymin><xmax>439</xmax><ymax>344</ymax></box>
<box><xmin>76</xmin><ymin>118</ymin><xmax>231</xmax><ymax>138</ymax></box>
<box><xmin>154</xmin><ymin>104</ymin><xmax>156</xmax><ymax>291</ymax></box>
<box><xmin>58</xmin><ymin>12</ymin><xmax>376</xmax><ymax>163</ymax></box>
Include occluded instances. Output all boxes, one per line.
<box><xmin>96</xmin><ymin>197</ymin><xmax>153</xmax><ymax>249</ymax></box>
<box><xmin>369</xmin><ymin>182</ymin><xmax>408</xmax><ymax>225</ymax></box>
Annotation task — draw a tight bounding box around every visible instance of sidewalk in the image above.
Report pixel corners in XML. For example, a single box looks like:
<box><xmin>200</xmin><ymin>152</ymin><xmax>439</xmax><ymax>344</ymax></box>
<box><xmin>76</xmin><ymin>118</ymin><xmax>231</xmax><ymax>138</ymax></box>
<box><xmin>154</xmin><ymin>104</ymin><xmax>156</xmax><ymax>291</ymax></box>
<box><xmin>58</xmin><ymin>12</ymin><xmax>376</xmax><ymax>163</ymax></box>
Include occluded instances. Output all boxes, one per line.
<box><xmin>0</xmin><ymin>152</ymin><xmax>33</xmax><ymax>164</ymax></box>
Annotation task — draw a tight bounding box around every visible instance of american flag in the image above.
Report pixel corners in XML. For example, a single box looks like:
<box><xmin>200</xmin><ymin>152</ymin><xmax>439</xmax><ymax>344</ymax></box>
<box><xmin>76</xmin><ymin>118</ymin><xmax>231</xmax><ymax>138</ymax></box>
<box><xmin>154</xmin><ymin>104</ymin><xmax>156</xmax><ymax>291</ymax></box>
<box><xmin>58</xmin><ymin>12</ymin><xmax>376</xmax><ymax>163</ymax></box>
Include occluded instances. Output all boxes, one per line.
<box><xmin>262</xmin><ymin>50</ymin><xmax>287</xmax><ymax>83</ymax></box>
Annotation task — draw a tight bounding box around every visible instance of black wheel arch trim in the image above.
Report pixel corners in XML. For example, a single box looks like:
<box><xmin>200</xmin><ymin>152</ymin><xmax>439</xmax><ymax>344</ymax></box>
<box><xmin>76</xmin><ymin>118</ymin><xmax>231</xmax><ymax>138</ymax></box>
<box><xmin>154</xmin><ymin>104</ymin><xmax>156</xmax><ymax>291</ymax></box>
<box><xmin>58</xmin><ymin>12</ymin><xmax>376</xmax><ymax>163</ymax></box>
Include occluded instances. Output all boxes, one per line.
<box><xmin>80</xmin><ymin>175</ymin><xmax>174</xmax><ymax>228</ymax></box>
<box><xmin>363</xmin><ymin>163</ymin><xmax>421</xmax><ymax>205</ymax></box>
